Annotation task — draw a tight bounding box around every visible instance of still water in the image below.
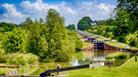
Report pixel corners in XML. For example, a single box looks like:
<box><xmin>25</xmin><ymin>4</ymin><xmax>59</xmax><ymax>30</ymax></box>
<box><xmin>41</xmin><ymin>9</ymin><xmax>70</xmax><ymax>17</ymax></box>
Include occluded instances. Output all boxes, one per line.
<box><xmin>71</xmin><ymin>50</ymin><xmax>118</xmax><ymax>66</ymax></box>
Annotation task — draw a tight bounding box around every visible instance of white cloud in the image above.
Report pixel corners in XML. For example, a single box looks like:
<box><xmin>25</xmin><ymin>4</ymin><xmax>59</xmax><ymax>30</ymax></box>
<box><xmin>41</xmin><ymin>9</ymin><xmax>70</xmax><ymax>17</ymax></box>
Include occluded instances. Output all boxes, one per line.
<box><xmin>0</xmin><ymin>3</ymin><xmax>26</xmax><ymax>24</ymax></box>
<box><xmin>76</xmin><ymin>1</ymin><xmax>115</xmax><ymax>21</ymax></box>
<box><xmin>0</xmin><ymin>0</ymin><xmax>115</xmax><ymax>25</ymax></box>
<box><xmin>20</xmin><ymin>0</ymin><xmax>77</xmax><ymax>25</ymax></box>
<box><xmin>96</xmin><ymin>3</ymin><xmax>115</xmax><ymax>15</ymax></box>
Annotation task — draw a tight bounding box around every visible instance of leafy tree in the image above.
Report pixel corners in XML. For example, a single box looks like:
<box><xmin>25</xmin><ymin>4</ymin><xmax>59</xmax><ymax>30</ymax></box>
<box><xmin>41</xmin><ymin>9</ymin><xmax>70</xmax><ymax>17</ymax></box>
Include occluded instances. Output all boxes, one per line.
<box><xmin>77</xmin><ymin>16</ymin><xmax>92</xmax><ymax>30</ymax></box>
<box><xmin>113</xmin><ymin>8</ymin><xmax>130</xmax><ymax>42</ymax></box>
<box><xmin>67</xmin><ymin>24</ymin><xmax>75</xmax><ymax>30</ymax></box>
<box><xmin>3</xmin><ymin>28</ymin><xmax>27</xmax><ymax>53</ymax></box>
<box><xmin>126</xmin><ymin>31</ymin><xmax>138</xmax><ymax>47</ymax></box>
<box><xmin>19</xmin><ymin>17</ymin><xmax>33</xmax><ymax>30</ymax></box>
<box><xmin>24</xmin><ymin>20</ymin><xmax>48</xmax><ymax>61</ymax></box>
<box><xmin>116</xmin><ymin>0</ymin><xmax>138</xmax><ymax>33</ymax></box>
<box><xmin>45</xmin><ymin>9</ymin><xmax>74</xmax><ymax>62</ymax></box>
<box><xmin>0</xmin><ymin>49</ymin><xmax>6</xmax><ymax>63</ymax></box>
<box><xmin>0</xmin><ymin>22</ymin><xmax>17</xmax><ymax>32</ymax></box>
<box><xmin>97</xmin><ymin>18</ymin><xmax>114</xmax><ymax>25</ymax></box>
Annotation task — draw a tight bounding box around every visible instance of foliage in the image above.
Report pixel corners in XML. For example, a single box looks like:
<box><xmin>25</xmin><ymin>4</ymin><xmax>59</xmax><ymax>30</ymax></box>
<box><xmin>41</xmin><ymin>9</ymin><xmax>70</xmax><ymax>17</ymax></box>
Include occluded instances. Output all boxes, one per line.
<box><xmin>6</xmin><ymin>53</ymin><xmax>39</xmax><ymax>65</ymax></box>
<box><xmin>1</xmin><ymin>9</ymin><xmax>75</xmax><ymax>62</ymax></box>
<box><xmin>25</xmin><ymin>21</ymin><xmax>48</xmax><ymax>61</ymax></box>
<box><xmin>113</xmin><ymin>9</ymin><xmax>130</xmax><ymax>42</ymax></box>
<box><xmin>0</xmin><ymin>49</ymin><xmax>6</xmax><ymax>63</ymax></box>
<box><xmin>109</xmin><ymin>0</ymin><xmax>138</xmax><ymax>43</ymax></box>
<box><xmin>106</xmin><ymin>52</ymin><xmax>130</xmax><ymax>60</ymax></box>
<box><xmin>44</xmin><ymin>9</ymin><xmax>74</xmax><ymax>62</ymax></box>
<box><xmin>86</xmin><ymin>0</ymin><xmax>138</xmax><ymax>47</ymax></box>
<box><xmin>77</xmin><ymin>16</ymin><xmax>92</xmax><ymax>30</ymax></box>
<box><xmin>97</xmin><ymin>18</ymin><xmax>114</xmax><ymax>25</ymax></box>
<box><xmin>3</xmin><ymin>28</ymin><xmax>27</xmax><ymax>53</ymax></box>
<box><xmin>66</xmin><ymin>24</ymin><xmax>75</xmax><ymax>30</ymax></box>
<box><xmin>0</xmin><ymin>22</ymin><xmax>17</xmax><ymax>32</ymax></box>
<box><xmin>67</xmin><ymin>30</ymin><xmax>83</xmax><ymax>51</ymax></box>
<box><xmin>87</xmin><ymin>25</ymin><xmax>114</xmax><ymax>39</ymax></box>
<box><xmin>19</xmin><ymin>17</ymin><xmax>33</xmax><ymax>30</ymax></box>
<box><xmin>117</xmin><ymin>0</ymin><xmax>138</xmax><ymax>33</ymax></box>
<box><xmin>126</xmin><ymin>31</ymin><xmax>138</xmax><ymax>47</ymax></box>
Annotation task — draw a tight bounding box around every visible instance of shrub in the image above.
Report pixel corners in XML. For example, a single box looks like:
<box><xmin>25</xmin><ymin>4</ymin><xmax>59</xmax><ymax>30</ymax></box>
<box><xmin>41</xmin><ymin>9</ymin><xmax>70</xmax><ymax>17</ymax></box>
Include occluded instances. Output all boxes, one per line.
<box><xmin>6</xmin><ymin>53</ymin><xmax>39</xmax><ymax>65</ymax></box>
<box><xmin>106</xmin><ymin>52</ymin><xmax>130</xmax><ymax>60</ymax></box>
<box><xmin>0</xmin><ymin>49</ymin><xmax>6</xmax><ymax>63</ymax></box>
<box><xmin>126</xmin><ymin>31</ymin><xmax>138</xmax><ymax>47</ymax></box>
<box><xmin>3</xmin><ymin>28</ymin><xmax>27</xmax><ymax>53</ymax></box>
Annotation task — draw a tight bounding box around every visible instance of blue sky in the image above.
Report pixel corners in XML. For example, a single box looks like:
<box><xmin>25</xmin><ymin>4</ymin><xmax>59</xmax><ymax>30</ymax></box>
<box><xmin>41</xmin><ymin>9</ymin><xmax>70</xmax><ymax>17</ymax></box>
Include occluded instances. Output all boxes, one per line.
<box><xmin>0</xmin><ymin>0</ymin><xmax>117</xmax><ymax>25</ymax></box>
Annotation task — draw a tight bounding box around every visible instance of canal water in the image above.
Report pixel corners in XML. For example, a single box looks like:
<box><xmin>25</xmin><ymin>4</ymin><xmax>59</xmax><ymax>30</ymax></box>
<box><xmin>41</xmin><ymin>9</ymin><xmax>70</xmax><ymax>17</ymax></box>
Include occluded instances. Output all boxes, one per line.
<box><xmin>70</xmin><ymin>50</ymin><xmax>118</xmax><ymax>66</ymax></box>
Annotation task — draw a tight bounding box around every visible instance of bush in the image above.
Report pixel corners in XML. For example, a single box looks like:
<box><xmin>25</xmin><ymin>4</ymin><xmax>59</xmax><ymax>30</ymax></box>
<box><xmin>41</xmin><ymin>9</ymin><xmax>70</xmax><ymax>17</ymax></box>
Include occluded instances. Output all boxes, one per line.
<box><xmin>126</xmin><ymin>31</ymin><xmax>138</xmax><ymax>47</ymax></box>
<box><xmin>3</xmin><ymin>28</ymin><xmax>27</xmax><ymax>53</ymax></box>
<box><xmin>106</xmin><ymin>52</ymin><xmax>130</xmax><ymax>60</ymax></box>
<box><xmin>6</xmin><ymin>53</ymin><xmax>39</xmax><ymax>65</ymax></box>
<box><xmin>0</xmin><ymin>49</ymin><xmax>6</xmax><ymax>63</ymax></box>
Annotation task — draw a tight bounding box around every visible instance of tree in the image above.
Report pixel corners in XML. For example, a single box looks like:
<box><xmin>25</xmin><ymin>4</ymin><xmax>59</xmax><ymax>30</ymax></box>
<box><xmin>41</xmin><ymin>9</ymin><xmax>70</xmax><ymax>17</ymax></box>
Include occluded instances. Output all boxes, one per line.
<box><xmin>19</xmin><ymin>17</ymin><xmax>33</xmax><ymax>30</ymax></box>
<box><xmin>126</xmin><ymin>31</ymin><xmax>138</xmax><ymax>47</ymax></box>
<box><xmin>116</xmin><ymin>0</ymin><xmax>138</xmax><ymax>33</ymax></box>
<box><xmin>77</xmin><ymin>16</ymin><xmax>92</xmax><ymax>30</ymax></box>
<box><xmin>97</xmin><ymin>18</ymin><xmax>114</xmax><ymax>25</ymax></box>
<box><xmin>113</xmin><ymin>8</ymin><xmax>130</xmax><ymax>42</ymax></box>
<box><xmin>0</xmin><ymin>49</ymin><xmax>6</xmax><ymax>63</ymax></box>
<box><xmin>66</xmin><ymin>24</ymin><xmax>75</xmax><ymax>30</ymax></box>
<box><xmin>24</xmin><ymin>20</ymin><xmax>48</xmax><ymax>61</ymax></box>
<box><xmin>45</xmin><ymin>9</ymin><xmax>74</xmax><ymax>62</ymax></box>
<box><xmin>0</xmin><ymin>22</ymin><xmax>17</xmax><ymax>32</ymax></box>
<box><xmin>3</xmin><ymin>28</ymin><xmax>27</xmax><ymax>53</ymax></box>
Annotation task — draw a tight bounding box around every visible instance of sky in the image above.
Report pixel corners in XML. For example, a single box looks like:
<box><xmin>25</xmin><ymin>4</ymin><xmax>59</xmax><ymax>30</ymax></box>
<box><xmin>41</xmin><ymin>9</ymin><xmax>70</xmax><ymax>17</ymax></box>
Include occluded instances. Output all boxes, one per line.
<box><xmin>0</xmin><ymin>0</ymin><xmax>117</xmax><ymax>25</ymax></box>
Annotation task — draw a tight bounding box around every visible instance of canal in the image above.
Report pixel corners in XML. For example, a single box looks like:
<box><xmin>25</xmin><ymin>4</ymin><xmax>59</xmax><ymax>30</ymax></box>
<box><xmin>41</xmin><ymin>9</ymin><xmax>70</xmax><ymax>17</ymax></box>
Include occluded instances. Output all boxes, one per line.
<box><xmin>71</xmin><ymin>50</ymin><xmax>119</xmax><ymax>66</ymax></box>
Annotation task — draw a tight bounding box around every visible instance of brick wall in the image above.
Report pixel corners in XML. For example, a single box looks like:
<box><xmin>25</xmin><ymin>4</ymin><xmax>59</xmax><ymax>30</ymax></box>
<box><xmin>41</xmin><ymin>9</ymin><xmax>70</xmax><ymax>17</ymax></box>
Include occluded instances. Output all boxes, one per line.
<box><xmin>104</xmin><ymin>43</ymin><xmax>119</xmax><ymax>50</ymax></box>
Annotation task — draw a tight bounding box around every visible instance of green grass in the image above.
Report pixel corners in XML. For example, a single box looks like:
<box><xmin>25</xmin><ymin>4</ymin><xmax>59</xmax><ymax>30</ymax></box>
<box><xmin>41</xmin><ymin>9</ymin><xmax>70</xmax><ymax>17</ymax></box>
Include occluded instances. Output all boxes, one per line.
<box><xmin>0</xmin><ymin>68</ymin><xmax>13</xmax><ymax>75</ymax></box>
<box><xmin>64</xmin><ymin>56</ymin><xmax>138</xmax><ymax>77</ymax></box>
<box><xmin>106</xmin><ymin>52</ymin><xmax>130</xmax><ymax>59</ymax></box>
<box><xmin>82</xmin><ymin>41</ymin><xmax>92</xmax><ymax>48</ymax></box>
<box><xmin>105</xmin><ymin>41</ymin><xmax>129</xmax><ymax>48</ymax></box>
<box><xmin>73</xmin><ymin>51</ymin><xmax>84</xmax><ymax>59</ymax></box>
<box><xmin>96</xmin><ymin>37</ymin><xmax>111</xmax><ymax>41</ymax></box>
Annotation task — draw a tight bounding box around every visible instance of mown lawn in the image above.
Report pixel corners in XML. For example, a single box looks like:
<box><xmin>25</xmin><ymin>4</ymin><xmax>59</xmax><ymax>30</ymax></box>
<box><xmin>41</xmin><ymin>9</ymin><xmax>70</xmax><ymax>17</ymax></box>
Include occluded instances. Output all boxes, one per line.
<box><xmin>65</xmin><ymin>56</ymin><xmax>138</xmax><ymax>77</ymax></box>
<box><xmin>82</xmin><ymin>41</ymin><xmax>92</xmax><ymax>48</ymax></box>
<box><xmin>105</xmin><ymin>41</ymin><xmax>129</xmax><ymax>49</ymax></box>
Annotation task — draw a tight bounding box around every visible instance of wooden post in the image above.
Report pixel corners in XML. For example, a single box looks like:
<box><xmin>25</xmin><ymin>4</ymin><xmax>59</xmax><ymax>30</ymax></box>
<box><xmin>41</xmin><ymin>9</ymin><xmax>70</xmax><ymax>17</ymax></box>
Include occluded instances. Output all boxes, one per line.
<box><xmin>109</xmin><ymin>61</ymin><xmax>111</xmax><ymax>71</ymax></box>
<box><xmin>135</xmin><ymin>56</ymin><xmax>137</xmax><ymax>62</ymax></box>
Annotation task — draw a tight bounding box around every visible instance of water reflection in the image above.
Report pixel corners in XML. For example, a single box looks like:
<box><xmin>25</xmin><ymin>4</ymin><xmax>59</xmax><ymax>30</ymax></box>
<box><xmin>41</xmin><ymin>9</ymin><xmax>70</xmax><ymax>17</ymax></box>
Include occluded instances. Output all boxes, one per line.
<box><xmin>71</xmin><ymin>60</ymin><xmax>79</xmax><ymax>66</ymax></box>
<box><xmin>71</xmin><ymin>50</ymin><xmax>119</xmax><ymax>66</ymax></box>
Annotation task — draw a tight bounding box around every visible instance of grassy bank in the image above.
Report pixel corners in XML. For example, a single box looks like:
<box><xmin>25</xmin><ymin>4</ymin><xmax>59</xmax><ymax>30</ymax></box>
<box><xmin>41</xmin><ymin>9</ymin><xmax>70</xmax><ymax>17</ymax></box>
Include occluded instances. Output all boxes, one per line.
<box><xmin>65</xmin><ymin>56</ymin><xmax>138</xmax><ymax>77</ymax></box>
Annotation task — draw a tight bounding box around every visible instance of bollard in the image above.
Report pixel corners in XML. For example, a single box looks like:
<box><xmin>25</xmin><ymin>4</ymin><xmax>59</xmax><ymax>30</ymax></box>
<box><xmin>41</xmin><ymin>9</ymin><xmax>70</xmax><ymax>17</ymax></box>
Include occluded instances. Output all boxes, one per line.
<box><xmin>135</xmin><ymin>56</ymin><xmax>137</xmax><ymax>62</ymax></box>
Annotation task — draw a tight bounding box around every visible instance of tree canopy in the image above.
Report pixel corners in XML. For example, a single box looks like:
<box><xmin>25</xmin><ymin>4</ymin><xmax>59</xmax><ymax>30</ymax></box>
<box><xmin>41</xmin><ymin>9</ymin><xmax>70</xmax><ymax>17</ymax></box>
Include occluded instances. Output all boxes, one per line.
<box><xmin>1</xmin><ymin>9</ymin><xmax>76</xmax><ymax>62</ymax></box>
<box><xmin>77</xmin><ymin>16</ymin><xmax>92</xmax><ymax>30</ymax></box>
<box><xmin>66</xmin><ymin>24</ymin><xmax>75</xmax><ymax>30</ymax></box>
